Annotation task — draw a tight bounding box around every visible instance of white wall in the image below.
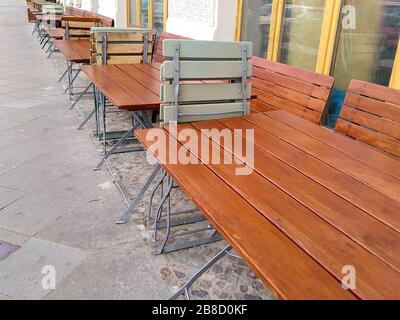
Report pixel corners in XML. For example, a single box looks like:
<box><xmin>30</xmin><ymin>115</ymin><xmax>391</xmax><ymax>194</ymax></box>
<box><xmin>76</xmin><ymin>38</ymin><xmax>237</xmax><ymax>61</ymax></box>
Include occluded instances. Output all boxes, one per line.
<box><xmin>166</xmin><ymin>0</ymin><xmax>238</xmax><ymax>41</ymax></box>
<box><xmin>76</xmin><ymin>0</ymin><xmax>127</xmax><ymax>27</ymax></box>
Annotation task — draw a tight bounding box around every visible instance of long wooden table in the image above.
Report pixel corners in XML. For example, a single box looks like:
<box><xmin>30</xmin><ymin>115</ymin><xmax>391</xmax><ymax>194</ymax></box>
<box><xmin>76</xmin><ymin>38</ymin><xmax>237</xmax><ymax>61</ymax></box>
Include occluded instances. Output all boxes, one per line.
<box><xmin>135</xmin><ymin>110</ymin><xmax>400</xmax><ymax>300</ymax></box>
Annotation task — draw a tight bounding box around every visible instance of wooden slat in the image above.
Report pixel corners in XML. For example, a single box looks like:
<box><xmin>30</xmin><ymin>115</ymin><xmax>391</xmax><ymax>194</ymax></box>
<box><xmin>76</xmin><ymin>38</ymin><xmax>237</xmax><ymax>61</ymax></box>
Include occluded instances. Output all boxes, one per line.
<box><xmin>68</xmin><ymin>39</ymin><xmax>91</xmax><ymax>61</ymax></box>
<box><xmin>134</xmin><ymin>128</ymin><xmax>356</xmax><ymax>300</ymax></box>
<box><xmin>349</xmin><ymin>79</ymin><xmax>400</xmax><ymax>107</ymax></box>
<box><xmin>339</xmin><ymin>105</ymin><xmax>400</xmax><ymax>140</ymax></box>
<box><xmin>161</xmin><ymin>83</ymin><xmax>251</xmax><ymax>103</ymax></box>
<box><xmin>267</xmin><ymin>110</ymin><xmax>400</xmax><ymax>180</ymax></box>
<box><xmin>344</xmin><ymin>92</ymin><xmax>400</xmax><ymax>120</ymax></box>
<box><xmin>161</xmin><ymin>60</ymin><xmax>252</xmax><ymax>80</ymax></box>
<box><xmin>252</xmin><ymin>56</ymin><xmax>334</xmax><ymax>88</ymax></box>
<box><xmin>162</xmin><ymin>102</ymin><xmax>250</xmax><ymax>124</ymax></box>
<box><xmin>172</xmin><ymin>122</ymin><xmax>400</xmax><ymax>299</ymax></box>
<box><xmin>336</xmin><ymin>119</ymin><xmax>400</xmax><ymax>158</ymax></box>
<box><xmin>163</xmin><ymin>40</ymin><xmax>253</xmax><ymax>59</ymax></box>
<box><xmin>116</xmin><ymin>64</ymin><xmax>160</xmax><ymax>95</ymax></box>
<box><xmin>251</xmin><ymin>88</ymin><xmax>322</xmax><ymax>124</ymax></box>
<box><xmin>53</xmin><ymin>40</ymin><xmax>82</xmax><ymax>62</ymax></box>
<box><xmin>251</xmin><ymin>77</ymin><xmax>326</xmax><ymax>113</ymax></box>
<box><xmin>81</xmin><ymin>65</ymin><xmax>140</xmax><ymax>108</ymax></box>
<box><xmin>218</xmin><ymin>116</ymin><xmax>400</xmax><ymax>233</ymax></box>
<box><xmin>103</xmin><ymin>55</ymin><xmax>151</xmax><ymax>65</ymax></box>
<box><xmin>97</xmin><ymin>64</ymin><xmax>160</xmax><ymax>109</ymax></box>
<box><xmin>96</xmin><ymin>42</ymin><xmax>154</xmax><ymax>55</ymax></box>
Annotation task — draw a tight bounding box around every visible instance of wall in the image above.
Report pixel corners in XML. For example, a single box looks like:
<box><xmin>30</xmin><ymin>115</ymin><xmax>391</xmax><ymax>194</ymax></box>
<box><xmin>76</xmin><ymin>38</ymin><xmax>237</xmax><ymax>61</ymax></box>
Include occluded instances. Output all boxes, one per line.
<box><xmin>166</xmin><ymin>0</ymin><xmax>237</xmax><ymax>40</ymax></box>
<box><xmin>75</xmin><ymin>0</ymin><xmax>127</xmax><ymax>27</ymax></box>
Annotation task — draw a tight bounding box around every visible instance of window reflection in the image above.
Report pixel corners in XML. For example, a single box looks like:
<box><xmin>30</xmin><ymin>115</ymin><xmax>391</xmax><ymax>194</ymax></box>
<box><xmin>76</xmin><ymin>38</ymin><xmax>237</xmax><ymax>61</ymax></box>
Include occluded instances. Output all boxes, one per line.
<box><xmin>332</xmin><ymin>0</ymin><xmax>400</xmax><ymax>89</ymax></box>
<box><xmin>141</xmin><ymin>0</ymin><xmax>149</xmax><ymax>27</ymax></box>
<box><xmin>240</xmin><ymin>0</ymin><xmax>273</xmax><ymax>57</ymax></box>
<box><xmin>152</xmin><ymin>0</ymin><xmax>164</xmax><ymax>33</ymax></box>
<box><xmin>279</xmin><ymin>0</ymin><xmax>325</xmax><ymax>71</ymax></box>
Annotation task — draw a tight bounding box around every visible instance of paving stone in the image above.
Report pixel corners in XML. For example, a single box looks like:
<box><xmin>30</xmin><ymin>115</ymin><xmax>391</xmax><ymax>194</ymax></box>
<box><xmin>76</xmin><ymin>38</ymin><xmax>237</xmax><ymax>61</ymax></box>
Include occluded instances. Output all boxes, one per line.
<box><xmin>0</xmin><ymin>184</ymin><xmax>77</xmax><ymax>236</ymax></box>
<box><xmin>0</xmin><ymin>228</ymin><xmax>29</xmax><ymax>246</ymax></box>
<box><xmin>0</xmin><ymin>238</ymin><xmax>86</xmax><ymax>299</ymax></box>
<box><xmin>0</xmin><ymin>186</ymin><xmax>25</xmax><ymax>210</ymax></box>
<box><xmin>45</xmin><ymin>244</ymin><xmax>168</xmax><ymax>300</ymax></box>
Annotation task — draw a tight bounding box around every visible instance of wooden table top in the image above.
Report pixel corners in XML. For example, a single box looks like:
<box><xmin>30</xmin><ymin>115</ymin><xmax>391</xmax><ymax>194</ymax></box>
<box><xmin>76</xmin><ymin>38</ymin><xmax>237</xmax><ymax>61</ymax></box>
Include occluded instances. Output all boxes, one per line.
<box><xmin>81</xmin><ymin>63</ymin><xmax>162</xmax><ymax>111</ymax></box>
<box><xmin>135</xmin><ymin>110</ymin><xmax>400</xmax><ymax>300</ymax></box>
<box><xmin>53</xmin><ymin>39</ymin><xmax>91</xmax><ymax>63</ymax></box>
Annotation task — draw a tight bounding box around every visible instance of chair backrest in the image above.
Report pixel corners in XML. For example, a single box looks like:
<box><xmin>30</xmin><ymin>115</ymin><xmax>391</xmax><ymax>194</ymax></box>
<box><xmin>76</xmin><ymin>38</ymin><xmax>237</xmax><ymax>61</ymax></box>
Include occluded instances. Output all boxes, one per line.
<box><xmin>41</xmin><ymin>4</ymin><xmax>64</xmax><ymax>15</ymax></box>
<box><xmin>90</xmin><ymin>27</ymin><xmax>156</xmax><ymax>65</ymax></box>
<box><xmin>250</xmin><ymin>56</ymin><xmax>334</xmax><ymax>124</ymax></box>
<box><xmin>160</xmin><ymin>40</ymin><xmax>253</xmax><ymax>125</ymax></box>
<box><xmin>154</xmin><ymin>32</ymin><xmax>190</xmax><ymax>63</ymax></box>
<box><xmin>62</xmin><ymin>16</ymin><xmax>101</xmax><ymax>40</ymax></box>
<box><xmin>335</xmin><ymin>80</ymin><xmax>400</xmax><ymax>158</ymax></box>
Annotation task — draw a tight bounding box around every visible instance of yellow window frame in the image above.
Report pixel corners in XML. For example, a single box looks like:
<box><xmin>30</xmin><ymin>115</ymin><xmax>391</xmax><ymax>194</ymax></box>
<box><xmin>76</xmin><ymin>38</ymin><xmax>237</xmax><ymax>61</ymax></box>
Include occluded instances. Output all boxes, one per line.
<box><xmin>390</xmin><ymin>39</ymin><xmax>400</xmax><ymax>89</ymax></box>
<box><xmin>133</xmin><ymin>0</ymin><xmax>168</xmax><ymax>31</ymax></box>
<box><xmin>315</xmin><ymin>0</ymin><xmax>342</xmax><ymax>75</ymax></box>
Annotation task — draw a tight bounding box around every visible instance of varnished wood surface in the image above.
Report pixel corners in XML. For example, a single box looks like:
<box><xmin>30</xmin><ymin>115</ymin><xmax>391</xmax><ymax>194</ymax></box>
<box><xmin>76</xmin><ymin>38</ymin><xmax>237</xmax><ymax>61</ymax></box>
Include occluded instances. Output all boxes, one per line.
<box><xmin>81</xmin><ymin>63</ymin><xmax>161</xmax><ymax>110</ymax></box>
<box><xmin>134</xmin><ymin>110</ymin><xmax>400</xmax><ymax>300</ymax></box>
<box><xmin>53</xmin><ymin>39</ymin><xmax>90</xmax><ymax>63</ymax></box>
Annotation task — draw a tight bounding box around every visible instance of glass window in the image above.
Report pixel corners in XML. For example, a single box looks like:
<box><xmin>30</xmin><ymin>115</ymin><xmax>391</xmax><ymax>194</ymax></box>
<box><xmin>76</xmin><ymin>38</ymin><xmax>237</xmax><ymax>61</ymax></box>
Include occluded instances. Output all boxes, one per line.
<box><xmin>152</xmin><ymin>0</ymin><xmax>164</xmax><ymax>33</ymax></box>
<box><xmin>140</xmin><ymin>0</ymin><xmax>149</xmax><ymax>27</ymax></box>
<box><xmin>332</xmin><ymin>0</ymin><xmax>400</xmax><ymax>89</ymax></box>
<box><xmin>279</xmin><ymin>0</ymin><xmax>326</xmax><ymax>71</ymax></box>
<box><xmin>240</xmin><ymin>0</ymin><xmax>273</xmax><ymax>57</ymax></box>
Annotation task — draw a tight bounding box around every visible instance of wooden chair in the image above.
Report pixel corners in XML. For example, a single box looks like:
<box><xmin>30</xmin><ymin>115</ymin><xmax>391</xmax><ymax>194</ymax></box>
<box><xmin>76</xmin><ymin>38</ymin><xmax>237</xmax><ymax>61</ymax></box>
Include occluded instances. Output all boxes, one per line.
<box><xmin>250</xmin><ymin>56</ymin><xmax>335</xmax><ymax>125</ymax></box>
<box><xmin>160</xmin><ymin>39</ymin><xmax>252</xmax><ymax>126</ymax></box>
<box><xmin>62</xmin><ymin>16</ymin><xmax>101</xmax><ymax>40</ymax></box>
<box><xmin>335</xmin><ymin>80</ymin><xmax>400</xmax><ymax>158</ymax></box>
<box><xmin>77</xmin><ymin>27</ymin><xmax>157</xmax><ymax>133</ymax></box>
<box><xmin>90</xmin><ymin>27</ymin><xmax>157</xmax><ymax>65</ymax></box>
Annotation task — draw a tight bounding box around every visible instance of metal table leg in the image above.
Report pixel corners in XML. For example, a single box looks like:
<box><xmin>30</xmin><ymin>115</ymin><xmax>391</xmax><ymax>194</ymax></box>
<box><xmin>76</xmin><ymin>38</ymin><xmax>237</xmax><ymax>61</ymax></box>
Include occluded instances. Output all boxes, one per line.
<box><xmin>169</xmin><ymin>245</ymin><xmax>233</xmax><ymax>300</ymax></box>
<box><xmin>116</xmin><ymin>164</ymin><xmax>162</xmax><ymax>224</ymax></box>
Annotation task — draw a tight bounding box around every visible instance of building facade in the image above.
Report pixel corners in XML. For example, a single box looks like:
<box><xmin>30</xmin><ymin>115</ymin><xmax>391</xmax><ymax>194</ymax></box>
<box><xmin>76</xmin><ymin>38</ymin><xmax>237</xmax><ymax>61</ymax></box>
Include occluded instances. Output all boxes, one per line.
<box><xmin>75</xmin><ymin>0</ymin><xmax>400</xmax><ymax>92</ymax></box>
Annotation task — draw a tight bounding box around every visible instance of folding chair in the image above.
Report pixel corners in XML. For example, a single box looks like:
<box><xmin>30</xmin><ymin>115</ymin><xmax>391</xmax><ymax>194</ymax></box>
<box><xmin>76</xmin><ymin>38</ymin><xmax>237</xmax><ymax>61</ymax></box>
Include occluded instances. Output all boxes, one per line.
<box><xmin>85</xmin><ymin>28</ymin><xmax>157</xmax><ymax>172</ymax></box>
<box><xmin>118</xmin><ymin>40</ymin><xmax>253</xmax><ymax>257</ymax></box>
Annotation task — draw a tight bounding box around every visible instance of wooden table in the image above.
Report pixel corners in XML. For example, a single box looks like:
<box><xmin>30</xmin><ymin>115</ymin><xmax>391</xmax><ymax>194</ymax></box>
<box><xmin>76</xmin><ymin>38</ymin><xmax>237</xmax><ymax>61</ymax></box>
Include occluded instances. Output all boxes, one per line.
<box><xmin>135</xmin><ymin>110</ymin><xmax>400</xmax><ymax>300</ymax></box>
<box><xmin>54</xmin><ymin>39</ymin><xmax>91</xmax><ymax>63</ymax></box>
<box><xmin>81</xmin><ymin>62</ymin><xmax>162</xmax><ymax>111</ymax></box>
